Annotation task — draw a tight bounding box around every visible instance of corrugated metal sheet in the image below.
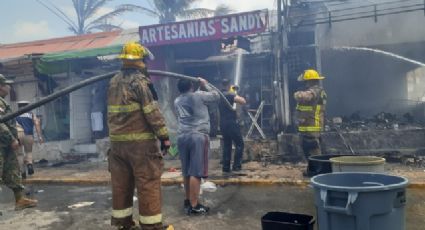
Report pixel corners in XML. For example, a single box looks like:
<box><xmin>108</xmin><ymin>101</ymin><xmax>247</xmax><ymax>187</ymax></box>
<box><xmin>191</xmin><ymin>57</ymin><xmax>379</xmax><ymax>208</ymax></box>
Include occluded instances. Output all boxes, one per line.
<box><xmin>0</xmin><ymin>30</ymin><xmax>121</xmax><ymax>60</ymax></box>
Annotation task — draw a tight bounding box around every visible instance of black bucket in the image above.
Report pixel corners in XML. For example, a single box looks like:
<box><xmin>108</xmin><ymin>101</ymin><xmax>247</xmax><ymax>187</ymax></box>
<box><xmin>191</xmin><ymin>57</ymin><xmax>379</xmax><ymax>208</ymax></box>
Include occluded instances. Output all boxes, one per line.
<box><xmin>261</xmin><ymin>212</ymin><xmax>315</xmax><ymax>230</ymax></box>
<box><xmin>307</xmin><ymin>154</ymin><xmax>354</xmax><ymax>177</ymax></box>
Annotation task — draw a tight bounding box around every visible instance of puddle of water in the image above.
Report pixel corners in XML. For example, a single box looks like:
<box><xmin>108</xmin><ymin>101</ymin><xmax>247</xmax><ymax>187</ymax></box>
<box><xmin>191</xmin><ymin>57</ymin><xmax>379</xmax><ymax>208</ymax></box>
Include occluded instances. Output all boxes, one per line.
<box><xmin>164</xmin><ymin>185</ymin><xmax>425</xmax><ymax>230</ymax></box>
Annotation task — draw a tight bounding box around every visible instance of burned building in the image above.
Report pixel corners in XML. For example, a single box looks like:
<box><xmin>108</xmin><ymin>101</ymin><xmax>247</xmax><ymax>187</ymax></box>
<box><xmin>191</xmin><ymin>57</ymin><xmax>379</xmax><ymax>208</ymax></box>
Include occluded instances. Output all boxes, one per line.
<box><xmin>280</xmin><ymin>0</ymin><xmax>425</xmax><ymax>159</ymax></box>
<box><xmin>1</xmin><ymin>2</ymin><xmax>424</xmax><ymax>162</ymax></box>
<box><xmin>288</xmin><ymin>0</ymin><xmax>425</xmax><ymax>122</ymax></box>
<box><xmin>0</xmin><ymin>10</ymin><xmax>280</xmax><ymax>161</ymax></box>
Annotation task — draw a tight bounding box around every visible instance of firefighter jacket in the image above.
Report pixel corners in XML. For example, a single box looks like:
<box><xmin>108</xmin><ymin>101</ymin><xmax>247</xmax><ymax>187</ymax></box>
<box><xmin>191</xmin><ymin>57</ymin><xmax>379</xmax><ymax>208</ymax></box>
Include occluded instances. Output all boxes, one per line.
<box><xmin>0</xmin><ymin>97</ymin><xmax>17</xmax><ymax>147</ymax></box>
<box><xmin>295</xmin><ymin>85</ymin><xmax>327</xmax><ymax>134</ymax></box>
<box><xmin>107</xmin><ymin>68</ymin><xmax>168</xmax><ymax>142</ymax></box>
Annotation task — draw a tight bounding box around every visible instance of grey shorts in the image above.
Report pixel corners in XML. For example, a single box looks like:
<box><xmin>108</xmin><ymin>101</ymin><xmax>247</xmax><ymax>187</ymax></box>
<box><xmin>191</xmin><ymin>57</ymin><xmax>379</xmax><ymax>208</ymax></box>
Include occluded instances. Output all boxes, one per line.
<box><xmin>177</xmin><ymin>132</ymin><xmax>209</xmax><ymax>178</ymax></box>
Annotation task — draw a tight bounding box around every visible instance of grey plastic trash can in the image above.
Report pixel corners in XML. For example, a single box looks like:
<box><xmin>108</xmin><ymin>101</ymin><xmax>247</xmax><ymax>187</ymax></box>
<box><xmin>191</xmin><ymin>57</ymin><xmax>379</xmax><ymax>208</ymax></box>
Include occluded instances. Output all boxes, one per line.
<box><xmin>311</xmin><ymin>173</ymin><xmax>408</xmax><ymax>230</ymax></box>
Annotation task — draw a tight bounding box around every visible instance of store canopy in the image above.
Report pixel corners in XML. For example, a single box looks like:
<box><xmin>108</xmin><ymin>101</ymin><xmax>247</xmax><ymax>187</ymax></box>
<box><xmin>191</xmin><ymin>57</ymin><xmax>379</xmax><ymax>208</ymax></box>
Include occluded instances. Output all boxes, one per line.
<box><xmin>36</xmin><ymin>45</ymin><xmax>122</xmax><ymax>75</ymax></box>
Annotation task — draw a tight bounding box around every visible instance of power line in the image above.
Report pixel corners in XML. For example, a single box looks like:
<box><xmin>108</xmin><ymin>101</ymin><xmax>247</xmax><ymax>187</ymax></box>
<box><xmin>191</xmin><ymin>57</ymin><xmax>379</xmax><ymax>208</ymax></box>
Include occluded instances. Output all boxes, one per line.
<box><xmin>288</xmin><ymin>0</ymin><xmax>425</xmax><ymax>27</ymax></box>
<box><xmin>44</xmin><ymin>0</ymin><xmax>77</xmax><ymax>28</ymax></box>
<box><xmin>290</xmin><ymin>0</ymin><xmax>420</xmax><ymax>19</ymax></box>
<box><xmin>294</xmin><ymin>6</ymin><xmax>424</xmax><ymax>26</ymax></box>
<box><xmin>302</xmin><ymin>2</ymin><xmax>423</xmax><ymax>23</ymax></box>
<box><xmin>35</xmin><ymin>0</ymin><xmax>77</xmax><ymax>29</ymax></box>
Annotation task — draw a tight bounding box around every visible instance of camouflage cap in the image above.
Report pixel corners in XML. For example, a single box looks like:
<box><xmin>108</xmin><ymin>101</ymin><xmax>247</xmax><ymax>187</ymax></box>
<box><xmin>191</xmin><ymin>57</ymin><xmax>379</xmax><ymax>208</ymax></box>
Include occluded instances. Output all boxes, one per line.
<box><xmin>0</xmin><ymin>74</ymin><xmax>14</xmax><ymax>85</ymax></box>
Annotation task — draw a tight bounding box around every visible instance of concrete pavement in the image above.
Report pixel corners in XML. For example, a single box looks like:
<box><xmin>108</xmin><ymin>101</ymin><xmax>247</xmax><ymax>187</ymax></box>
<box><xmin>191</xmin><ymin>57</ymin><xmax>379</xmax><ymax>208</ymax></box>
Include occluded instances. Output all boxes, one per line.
<box><xmin>1</xmin><ymin>185</ymin><xmax>425</xmax><ymax>230</ymax></box>
<box><xmin>23</xmin><ymin>158</ymin><xmax>425</xmax><ymax>188</ymax></box>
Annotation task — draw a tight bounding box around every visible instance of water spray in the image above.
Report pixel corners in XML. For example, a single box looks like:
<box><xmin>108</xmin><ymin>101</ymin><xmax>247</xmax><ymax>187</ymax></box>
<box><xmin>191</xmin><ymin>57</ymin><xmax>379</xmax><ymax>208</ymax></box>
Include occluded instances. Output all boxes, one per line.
<box><xmin>333</xmin><ymin>46</ymin><xmax>425</xmax><ymax>67</ymax></box>
<box><xmin>233</xmin><ymin>49</ymin><xmax>244</xmax><ymax>109</ymax></box>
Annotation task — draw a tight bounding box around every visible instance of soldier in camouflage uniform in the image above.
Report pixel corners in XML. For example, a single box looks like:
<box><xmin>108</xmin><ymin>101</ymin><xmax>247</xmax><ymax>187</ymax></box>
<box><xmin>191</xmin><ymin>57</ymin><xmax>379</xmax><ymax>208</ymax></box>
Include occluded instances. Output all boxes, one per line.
<box><xmin>0</xmin><ymin>74</ymin><xmax>38</xmax><ymax>210</ymax></box>
<box><xmin>107</xmin><ymin>42</ymin><xmax>172</xmax><ymax>230</ymax></box>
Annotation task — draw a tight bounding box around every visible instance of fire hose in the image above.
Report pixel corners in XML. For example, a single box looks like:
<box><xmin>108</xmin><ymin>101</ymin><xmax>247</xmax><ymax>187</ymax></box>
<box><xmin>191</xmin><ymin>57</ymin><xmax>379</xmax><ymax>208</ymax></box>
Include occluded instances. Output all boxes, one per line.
<box><xmin>0</xmin><ymin>70</ymin><xmax>234</xmax><ymax>123</ymax></box>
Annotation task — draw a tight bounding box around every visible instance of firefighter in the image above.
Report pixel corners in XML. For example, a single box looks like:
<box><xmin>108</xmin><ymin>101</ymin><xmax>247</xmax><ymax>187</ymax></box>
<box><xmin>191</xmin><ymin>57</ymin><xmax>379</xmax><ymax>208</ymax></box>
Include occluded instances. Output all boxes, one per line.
<box><xmin>219</xmin><ymin>78</ymin><xmax>246</xmax><ymax>173</ymax></box>
<box><xmin>0</xmin><ymin>74</ymin><xmax>38</xmax><ymax>210</ymax></box>
<box><xmin>107</xmin><ymin>42</ymin><xmax>172</xmax><ymax>230</ymax></box>
<box><xmin>294</xmin><ymin>69</ymin><xmax>327</xmax><ymax>161</ymax></box>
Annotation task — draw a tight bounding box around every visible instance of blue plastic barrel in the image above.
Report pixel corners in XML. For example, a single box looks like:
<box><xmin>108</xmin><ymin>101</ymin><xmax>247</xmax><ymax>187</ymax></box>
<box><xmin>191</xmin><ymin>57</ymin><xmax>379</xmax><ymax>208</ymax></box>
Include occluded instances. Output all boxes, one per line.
<box><xmin>311</xmin><ymin>172</ymin><xmax>408</xmax><ymax>230</ymax></box>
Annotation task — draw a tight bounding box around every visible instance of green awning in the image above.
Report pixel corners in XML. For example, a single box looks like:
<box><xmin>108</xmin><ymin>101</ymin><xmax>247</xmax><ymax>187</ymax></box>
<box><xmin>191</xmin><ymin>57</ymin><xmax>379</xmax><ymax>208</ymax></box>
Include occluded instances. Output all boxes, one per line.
<box><xmin>36</xmin><ymin>45</ymin><xmax>122</xmax><ymax>75</ymax></box>
<box><xmin>41</xmin><ymin>45</ymin><xmax>122</xmax><ymax>62</ymax></box>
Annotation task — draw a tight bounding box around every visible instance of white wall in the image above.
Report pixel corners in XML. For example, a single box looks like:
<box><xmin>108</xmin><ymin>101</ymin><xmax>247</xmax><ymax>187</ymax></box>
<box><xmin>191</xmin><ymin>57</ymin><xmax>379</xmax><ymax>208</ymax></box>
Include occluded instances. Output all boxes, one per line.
<box><xmin>406</xmin><ymin>67</ymin><xmax>425</xmax><ymax>102</ymax></box>
<box><xmin>11</xmin><ymin>74</ymin><xmax>40</xmax><ymax>108</ymax></box>
<box><xmin>69</xmin><ymin>76</ymin><xmax>92</xmax><ymax>143</ymax></box>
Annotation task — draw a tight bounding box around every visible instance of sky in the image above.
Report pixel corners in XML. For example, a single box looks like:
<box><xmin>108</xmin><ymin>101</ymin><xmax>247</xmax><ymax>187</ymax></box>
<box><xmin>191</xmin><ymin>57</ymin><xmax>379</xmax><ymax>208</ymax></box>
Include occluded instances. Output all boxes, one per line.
<box><xmin>0</xmin><ymin>0</ymin><xmax>277</xmax><ymax>45</ymax></box>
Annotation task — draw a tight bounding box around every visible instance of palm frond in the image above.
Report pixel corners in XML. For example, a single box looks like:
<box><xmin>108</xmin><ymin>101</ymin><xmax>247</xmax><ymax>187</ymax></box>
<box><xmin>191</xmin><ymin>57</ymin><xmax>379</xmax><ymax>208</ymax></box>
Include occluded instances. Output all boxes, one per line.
<box><xmin>72</xmin><ymin>0</ymin><xmax>85</xmax><ymax>30</ymax></box>
<box><xmin>146</xmin><ymin>0</ymin><xmax>156</xmax><ymax>12</ymax></box>
<box><xmin>84</xmin><ymin>0</ymin><xmax>109</xmax><ymax>19</ymax></box>
<box><xmin>116</xmin><ymin>4</ymin><xmax>159</xmax><ymax>17</ymax></box>
<box><xmin>85</xmin><ymin>7</ymin><xmax>131</xmax><ymax>30</ymax></box>
<box><xmin>68</xmin><ymin>25</ymin><xmax>79</xmax><ymax>34</ymax></box>
<box><xmin>83</xmin><ymin>0</ymin><xmax>99</xmax><ymax>19</ymax></box>
<box><xmin>153</xmin><ymin>0</ymin><xmax>168</xmax><ymax>13</ymax></box>
<box><xmin>177</xmin><ymin>8</ymin><xmax>215</xmax><ymax>20</ymax></box>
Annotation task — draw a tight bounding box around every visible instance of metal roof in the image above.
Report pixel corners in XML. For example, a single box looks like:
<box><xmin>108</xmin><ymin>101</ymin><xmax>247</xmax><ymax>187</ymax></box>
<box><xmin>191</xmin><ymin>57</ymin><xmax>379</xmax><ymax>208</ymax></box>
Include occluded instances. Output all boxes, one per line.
<box><xmin>0</xmin><ymin>30</ymin><xmax>121</xmax><ymax>60</ymax></box>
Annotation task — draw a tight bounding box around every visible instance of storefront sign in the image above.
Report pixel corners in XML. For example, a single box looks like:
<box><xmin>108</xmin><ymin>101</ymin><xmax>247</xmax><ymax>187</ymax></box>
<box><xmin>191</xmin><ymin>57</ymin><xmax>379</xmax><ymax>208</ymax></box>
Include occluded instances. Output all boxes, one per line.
<box><xmin>139</xmin><ymin>10</ymin><xmax>268</xmax><ymax>46</ymax></box>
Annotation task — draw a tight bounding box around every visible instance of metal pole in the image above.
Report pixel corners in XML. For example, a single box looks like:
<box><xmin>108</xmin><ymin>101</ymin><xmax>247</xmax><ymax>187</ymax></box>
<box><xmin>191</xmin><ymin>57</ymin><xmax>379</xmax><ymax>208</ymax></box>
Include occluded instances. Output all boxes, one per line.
<box><xmin>281</xmin><ymin>0</ymin><xmax>291</xmax><ymax>128</ymax></box>
<box><xmin>276</xmin><ymin>0</ymin><xmax>285</xmax><ymax>129</ymax></box>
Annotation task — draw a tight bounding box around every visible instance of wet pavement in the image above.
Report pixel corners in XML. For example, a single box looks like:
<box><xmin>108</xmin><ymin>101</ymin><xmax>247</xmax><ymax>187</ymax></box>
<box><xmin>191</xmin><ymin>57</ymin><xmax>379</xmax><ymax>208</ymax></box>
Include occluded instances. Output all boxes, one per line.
<box><xmin>25</xmin><ymin>159</ymin><xmax>425</xmax><ymax>186</ymax></box>
<box><xmin>0</xmin><ymin>184</ymin><xmax>424</xmax><ymax>230</ymax></box>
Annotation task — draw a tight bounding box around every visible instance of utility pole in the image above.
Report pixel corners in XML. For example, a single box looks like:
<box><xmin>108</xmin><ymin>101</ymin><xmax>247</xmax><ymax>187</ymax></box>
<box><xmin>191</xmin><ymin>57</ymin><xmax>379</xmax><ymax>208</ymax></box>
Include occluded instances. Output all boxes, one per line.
<box><xmin>282</xmin><ymin>0</ymin><xmax>291</xmax><ymax>128</ymax></box>
<box><xmin>277</xmin><ymin>0</ymin><xmax>291</xmax><ymax>130</ymax></box>
<box><xmin>276</xmin><ymin>0</ymin><xmax>284</xmax><ymax>129</ymax></box>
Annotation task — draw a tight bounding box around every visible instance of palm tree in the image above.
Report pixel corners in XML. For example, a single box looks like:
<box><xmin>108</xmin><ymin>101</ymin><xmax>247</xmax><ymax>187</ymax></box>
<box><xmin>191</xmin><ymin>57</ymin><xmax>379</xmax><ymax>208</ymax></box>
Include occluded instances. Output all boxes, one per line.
<box><xmin>121</xmin><ymin>0</ymin><xmax>225</xmax><ymax>24</ymax></box>
<box><xmin>36</xmin><ymin>0</ymin><xmax>139</xmax><ymax>35</ymax></box>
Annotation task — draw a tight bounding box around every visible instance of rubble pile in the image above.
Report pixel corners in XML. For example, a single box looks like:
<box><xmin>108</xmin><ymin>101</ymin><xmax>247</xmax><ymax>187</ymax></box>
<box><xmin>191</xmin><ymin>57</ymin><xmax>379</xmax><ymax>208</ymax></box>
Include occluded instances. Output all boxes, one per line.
<box><xmin>328</xmin><ymin>112</ymin><xmax>424</xmax><ymax>132</ymax></box>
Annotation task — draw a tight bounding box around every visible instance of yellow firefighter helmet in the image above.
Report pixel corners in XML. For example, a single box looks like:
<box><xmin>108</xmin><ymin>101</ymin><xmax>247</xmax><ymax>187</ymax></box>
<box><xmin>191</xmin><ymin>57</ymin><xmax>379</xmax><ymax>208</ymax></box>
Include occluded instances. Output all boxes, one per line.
<box><xmin>229</xmin><ymin>85</ymin><xmax>239</xmax><ymax>93</ymax></box>
<box><xmin>297</xmin><ymin>69</ymin><xmax>325</xmax><ymax>81</ymax></box>
<box><xmin>119</xmin><ymin>41</ymin><xmax>152</xmax><ymax>60</ymax></box>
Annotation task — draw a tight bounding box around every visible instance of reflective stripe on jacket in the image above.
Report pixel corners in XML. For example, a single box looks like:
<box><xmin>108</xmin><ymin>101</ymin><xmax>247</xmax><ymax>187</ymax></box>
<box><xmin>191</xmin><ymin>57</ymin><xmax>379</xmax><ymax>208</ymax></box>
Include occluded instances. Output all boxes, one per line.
<box><xmin>295</xmin><ymin>85</ymin><xmax>327</xmax><ymax>133</ymax></box>
<box><xmin>107</xmin><ymin>69</ymin><xmax>168</xmax><ymax>142</ymax></box>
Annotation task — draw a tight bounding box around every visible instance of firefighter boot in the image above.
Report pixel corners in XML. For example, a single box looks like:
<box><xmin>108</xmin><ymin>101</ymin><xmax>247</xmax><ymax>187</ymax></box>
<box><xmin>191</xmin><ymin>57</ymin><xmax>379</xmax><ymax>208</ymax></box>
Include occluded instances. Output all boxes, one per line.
<box><xmin>15</xmin><ymin>197</ymin><xmax>38</xmax><ymax>210</ymax></box>
<box><xmin>139</xmin><ymin>223</ymin><xmax>173</xmax><ymax>230</ymax></box>
<box><xmin>116</xmin><ymin>220</ymin><xmax>137</xmax><ymax>230</ymax></box>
